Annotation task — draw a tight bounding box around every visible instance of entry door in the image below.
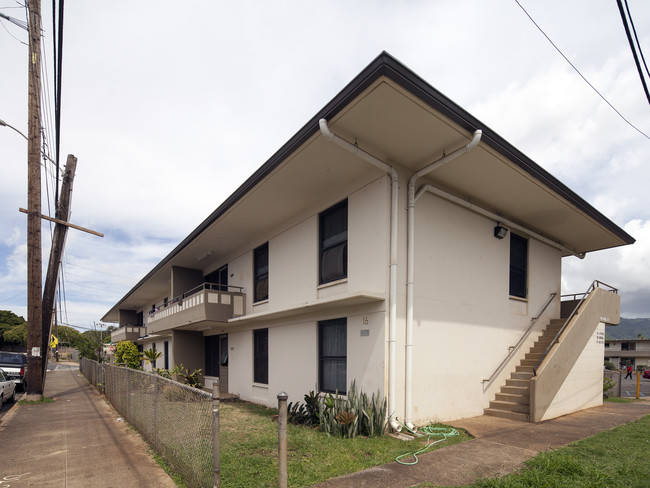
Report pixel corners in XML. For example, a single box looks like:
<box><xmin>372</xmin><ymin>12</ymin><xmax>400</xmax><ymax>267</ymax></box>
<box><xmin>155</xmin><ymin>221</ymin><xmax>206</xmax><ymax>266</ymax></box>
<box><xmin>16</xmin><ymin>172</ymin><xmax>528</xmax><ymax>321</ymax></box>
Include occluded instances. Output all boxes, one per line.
<box><xmin>204</xmin><ymin>334</ymin><xmax>228</xmax><ymax>393</ymax></box>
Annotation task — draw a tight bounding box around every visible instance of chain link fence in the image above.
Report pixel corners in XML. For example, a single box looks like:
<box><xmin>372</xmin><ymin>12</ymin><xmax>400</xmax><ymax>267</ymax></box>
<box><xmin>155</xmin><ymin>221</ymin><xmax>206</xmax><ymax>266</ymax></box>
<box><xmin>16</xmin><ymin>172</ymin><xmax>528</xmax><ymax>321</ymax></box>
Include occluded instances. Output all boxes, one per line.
<box><xmin>81</xmin><ymin>359</ymin><xmax>214</xmax><ymax>488</ymax></box>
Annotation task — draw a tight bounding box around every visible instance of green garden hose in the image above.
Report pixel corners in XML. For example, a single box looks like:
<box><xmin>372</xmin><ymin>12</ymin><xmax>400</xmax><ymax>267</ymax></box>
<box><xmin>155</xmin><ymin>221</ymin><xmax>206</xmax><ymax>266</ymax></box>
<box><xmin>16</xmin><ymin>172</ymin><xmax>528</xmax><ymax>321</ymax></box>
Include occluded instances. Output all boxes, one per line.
<box><xmin>395</xmin><ymin>421</ymin><xmax>459</xmax><ymax>465</ymax></box>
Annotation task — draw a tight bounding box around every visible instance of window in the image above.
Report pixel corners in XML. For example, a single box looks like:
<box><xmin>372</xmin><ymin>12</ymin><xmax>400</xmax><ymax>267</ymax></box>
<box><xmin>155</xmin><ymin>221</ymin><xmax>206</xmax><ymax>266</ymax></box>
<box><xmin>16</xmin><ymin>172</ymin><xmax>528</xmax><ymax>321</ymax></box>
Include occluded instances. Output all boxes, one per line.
<box><xmin>319</xmin><ymin>318</ymin><xmax>347</xmax><ymax>394</ymax></box>
<box><xmin>136</xmin><ymin>311</ymin><xmax>143</xmax><ymax>326</ymax></box>
<box><xmin>253</xmin><ymin>329</ymin><xmax>268</xmax><ymax>384</ymax></box>
<box><xmin>509</xmin><ymin>233</ymin><xmax>528</xmax><ymax>298</ymax></box>
<box><xmin>152</xmin><ymin>343</ymin><xmax>157</xmax><ymax>369</ymax></box>
<box><xmin>164</xmin><ymin>341</ymin><xmax>169</xmax><ymax>370</ymax></box>
<box><xmin>254</xmin><ymin>242</ymin><xmax>269</xmax><ymax>302</ymax></box>
<box><xmin>319</xmin><ymin>199</ymin><xmax>348</xmax><ymax>284</ymax></box>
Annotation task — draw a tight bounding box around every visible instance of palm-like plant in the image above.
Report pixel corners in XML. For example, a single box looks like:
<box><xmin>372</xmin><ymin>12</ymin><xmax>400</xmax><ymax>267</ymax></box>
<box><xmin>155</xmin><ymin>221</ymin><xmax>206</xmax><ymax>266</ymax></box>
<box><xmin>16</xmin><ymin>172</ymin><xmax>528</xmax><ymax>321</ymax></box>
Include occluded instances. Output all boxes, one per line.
<box><xmin>141</xmin><ymin>347</ymin><xmax>162</xmax><ymax>365</ymax></box>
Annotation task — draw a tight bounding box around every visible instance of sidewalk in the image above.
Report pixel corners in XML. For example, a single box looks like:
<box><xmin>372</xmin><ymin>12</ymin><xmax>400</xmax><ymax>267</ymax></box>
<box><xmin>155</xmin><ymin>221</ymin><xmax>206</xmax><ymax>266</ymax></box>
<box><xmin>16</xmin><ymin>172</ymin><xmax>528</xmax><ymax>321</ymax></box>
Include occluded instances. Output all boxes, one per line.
<box><xmin>0</xmin><ymin>365</ymin><xmax>175</xmax><ymax>487</ymax></box>
<box><xmin>314</xmin><ymin>400</ymin><xmax>650</xmax><ymax>487</ymax></box>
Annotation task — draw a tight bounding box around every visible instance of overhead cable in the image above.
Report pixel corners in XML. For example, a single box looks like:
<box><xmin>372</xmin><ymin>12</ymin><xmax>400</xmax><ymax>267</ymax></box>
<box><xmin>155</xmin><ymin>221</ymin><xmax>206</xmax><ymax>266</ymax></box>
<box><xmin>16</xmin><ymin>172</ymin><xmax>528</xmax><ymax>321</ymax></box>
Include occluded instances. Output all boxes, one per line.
<box><xmin>514</xmin><ymin>0</ymin><xmax>650</xmax><ymax>141</ymax></box>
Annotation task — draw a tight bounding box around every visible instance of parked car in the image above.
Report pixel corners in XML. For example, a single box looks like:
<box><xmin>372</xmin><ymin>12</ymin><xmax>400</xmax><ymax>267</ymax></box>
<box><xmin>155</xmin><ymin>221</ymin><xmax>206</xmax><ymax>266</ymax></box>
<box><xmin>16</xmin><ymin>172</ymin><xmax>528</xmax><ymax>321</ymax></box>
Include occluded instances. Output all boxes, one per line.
<box><xmin>0</xmin><ymin>352</ymin><xmax>27</xmax><ymax>391</ymax></box>
<box><xmin>643</xmin><ymin>370</ymin><xmax>650</xmax><ymax>379</ymax></box>
<box><xmin>0</xmin><ymin>368</ymin><xmax>16</xmax><ymax>407</ymax></box>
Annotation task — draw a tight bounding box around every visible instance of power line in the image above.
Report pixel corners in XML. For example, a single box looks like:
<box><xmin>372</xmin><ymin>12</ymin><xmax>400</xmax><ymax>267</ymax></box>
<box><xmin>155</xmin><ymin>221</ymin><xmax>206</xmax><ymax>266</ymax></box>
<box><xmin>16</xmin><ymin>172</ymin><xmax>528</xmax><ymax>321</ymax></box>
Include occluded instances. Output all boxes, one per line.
<box><xmin>617</xmin><ymin>0</ymin><xmax>650</xmax><ymax>105</ymax></box>
<box><xmin>514</xmin><ymin>0</ymin><xmax>650</xmax><ymax>141</ymax></box>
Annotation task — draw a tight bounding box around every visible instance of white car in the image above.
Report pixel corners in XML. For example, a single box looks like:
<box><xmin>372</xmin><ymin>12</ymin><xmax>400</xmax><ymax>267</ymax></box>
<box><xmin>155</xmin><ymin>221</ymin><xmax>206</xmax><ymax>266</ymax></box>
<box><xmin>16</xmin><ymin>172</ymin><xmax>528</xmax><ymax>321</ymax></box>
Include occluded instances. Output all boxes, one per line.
<box><xmin>0</xmin><ymin>368</ymin><xmax>16</xmax><ymax>408</ymax></box>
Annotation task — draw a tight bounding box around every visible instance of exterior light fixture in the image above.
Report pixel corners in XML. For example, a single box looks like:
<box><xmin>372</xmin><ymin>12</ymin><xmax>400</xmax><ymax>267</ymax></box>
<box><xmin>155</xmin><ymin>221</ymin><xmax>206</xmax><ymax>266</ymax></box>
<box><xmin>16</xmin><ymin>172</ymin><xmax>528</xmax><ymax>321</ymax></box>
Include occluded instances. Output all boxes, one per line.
<box><xmin>196</xmin><ymin>251</ymin><xmax>213</xmax><ymax>262</ymax></box>
<box><xmin>494</xmin><ymin>224</ymin><xmax>508</xmax><ymax>239</ymax></box>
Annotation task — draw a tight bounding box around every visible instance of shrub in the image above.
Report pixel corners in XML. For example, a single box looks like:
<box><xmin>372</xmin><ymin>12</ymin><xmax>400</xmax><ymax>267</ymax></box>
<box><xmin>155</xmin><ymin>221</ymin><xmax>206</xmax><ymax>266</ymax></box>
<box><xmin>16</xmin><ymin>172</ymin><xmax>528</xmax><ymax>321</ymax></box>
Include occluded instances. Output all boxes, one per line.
<box><xmin>288</xmin><ymin>381</ymin><xmax>387</xmax><ymax>438</ymax></box>
<box><xmin>603</xmin><ymin>376</ymin><xmax>616</xmax><ymax>398</ymax></box>
<box><xmin>115</xmin><ymin>341</ymin><xmax>141</xmax><ymax>369</ymax></box>
<box><xmin>604</xmin><ymin>361</ymin><xmax>615</xmax><ymax>371</ymax></box>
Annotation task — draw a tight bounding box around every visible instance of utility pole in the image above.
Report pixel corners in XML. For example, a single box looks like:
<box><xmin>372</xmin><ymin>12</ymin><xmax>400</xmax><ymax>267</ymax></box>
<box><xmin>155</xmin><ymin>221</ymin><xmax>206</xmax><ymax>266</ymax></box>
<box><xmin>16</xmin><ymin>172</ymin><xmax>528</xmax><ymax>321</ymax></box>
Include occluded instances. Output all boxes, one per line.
<box><xmin>25</xmin><ymin>0</ymin><xmax>44</xmax><ymax>400</ymax></box>
<box><xmin>41</xmin><ymin>154</ymin><xmax>77</xmax><ymax>387</ymax></box>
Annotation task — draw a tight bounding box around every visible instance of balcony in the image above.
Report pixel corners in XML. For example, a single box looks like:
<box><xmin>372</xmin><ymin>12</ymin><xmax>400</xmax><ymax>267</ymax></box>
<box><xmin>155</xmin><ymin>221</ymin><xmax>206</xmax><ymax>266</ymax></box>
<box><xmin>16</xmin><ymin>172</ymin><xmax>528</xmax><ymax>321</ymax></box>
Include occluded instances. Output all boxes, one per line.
<box><xmin>146</xmin><ymin>283</ymin><xmax>245</xmax><ymax>334</ymax></box>
<box><xmin>111</xmin><ymin>326</ymin><xmax>146</xmax><ymax>343</ymax></box>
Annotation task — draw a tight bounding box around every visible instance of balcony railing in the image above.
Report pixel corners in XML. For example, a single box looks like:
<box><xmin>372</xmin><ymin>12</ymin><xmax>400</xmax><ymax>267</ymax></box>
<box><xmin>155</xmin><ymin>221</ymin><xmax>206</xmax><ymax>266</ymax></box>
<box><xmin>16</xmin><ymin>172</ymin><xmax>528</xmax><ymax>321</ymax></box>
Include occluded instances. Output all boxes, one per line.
<box><xmin>147</xmin><ymin>283</ymin><xmax>245</xmax><ymax>334</ymax></box>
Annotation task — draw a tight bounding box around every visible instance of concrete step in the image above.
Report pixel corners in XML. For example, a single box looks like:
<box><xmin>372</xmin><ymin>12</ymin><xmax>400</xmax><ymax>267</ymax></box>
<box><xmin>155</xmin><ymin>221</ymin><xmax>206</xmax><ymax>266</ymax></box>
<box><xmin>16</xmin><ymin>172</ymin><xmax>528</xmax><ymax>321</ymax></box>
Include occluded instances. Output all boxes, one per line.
<box><xmin>510</xmin><ymin>371</ymin><xmax>533</xmax><ymax>380</ymax></box>
<box><xmin>501</xmin><ymin>385</ymin><xmax>529</xmax><ymax>397</ymax></box>
<box><xmin>550</xmin><ymin>319</ymin><xmax>565</xmax><ymax>326</ymax></box>
<box><xmin>489</xmin><ymin>400</ymin><xmax>529</xmax><ymax>414</ymax></box>
<box><xmin>495</xmin><ymin>392</ymin><xmax>529</xmax><ymax>404</ymax></box>
<box><xmin>516</xmin><ymin>365</ymin><xmax>534</xmax><ymax>373</ymax></box>
<box><xmin>520</xmin><ymin>359</ymin><xmax>539</xmax><ymax>367</ymax></box>
<box><xmin>524</xmin><ymin>352</ymin><xmax>543</xmax><ymax>360</ymax></box>
<box><xmin>529</xmin><ymin>346</ymin><xmax>548</xmax><ymax>354</ymax></box>
<box><xmin>506</xmin><ymin>378</ymin><xmax>530</xmax><ymax>388</ymax></box>
<box><xmin>484</xmin><ymin>408</ymin><xmax>530</xmax><ymax>422</ymax></box>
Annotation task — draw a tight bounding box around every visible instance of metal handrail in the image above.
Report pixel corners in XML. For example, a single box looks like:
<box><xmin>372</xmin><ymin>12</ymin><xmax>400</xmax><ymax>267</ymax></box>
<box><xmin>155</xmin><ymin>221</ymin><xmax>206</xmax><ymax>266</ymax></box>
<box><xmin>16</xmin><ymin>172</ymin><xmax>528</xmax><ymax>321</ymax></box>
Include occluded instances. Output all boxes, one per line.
<box><xmin>482</xmin><ymin>292</ymin><xmax>557</xmax><ymax>385</ymax></box>
<box><xmin>533</xmin><ymin>280</ymin><xmax>618</xmax><ymax>375</ymax></box>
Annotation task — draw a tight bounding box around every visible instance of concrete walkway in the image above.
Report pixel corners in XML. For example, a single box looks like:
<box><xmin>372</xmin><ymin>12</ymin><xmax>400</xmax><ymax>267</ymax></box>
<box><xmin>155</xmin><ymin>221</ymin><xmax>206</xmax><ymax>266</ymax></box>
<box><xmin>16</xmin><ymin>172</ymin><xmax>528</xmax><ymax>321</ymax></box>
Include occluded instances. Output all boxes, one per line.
<box><xmin>0</xmin><ymin>365</ymin><xmax>175</xmax><ymax>488</ymax></box>
<box><xmin>314</xmin><ymin>400</ymin><xmax>650</xmax><ymax>487</ymax></box>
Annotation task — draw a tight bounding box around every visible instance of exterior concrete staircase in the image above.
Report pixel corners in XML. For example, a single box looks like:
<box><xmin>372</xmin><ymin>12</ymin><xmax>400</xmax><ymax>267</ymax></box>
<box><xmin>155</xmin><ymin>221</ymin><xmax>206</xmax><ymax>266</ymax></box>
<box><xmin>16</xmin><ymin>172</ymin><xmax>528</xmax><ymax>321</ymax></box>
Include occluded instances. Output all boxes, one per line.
<box><xmin>484</xmin><ymin>318</ymin><xmax>564</xmax><ymax>422</ymax></box>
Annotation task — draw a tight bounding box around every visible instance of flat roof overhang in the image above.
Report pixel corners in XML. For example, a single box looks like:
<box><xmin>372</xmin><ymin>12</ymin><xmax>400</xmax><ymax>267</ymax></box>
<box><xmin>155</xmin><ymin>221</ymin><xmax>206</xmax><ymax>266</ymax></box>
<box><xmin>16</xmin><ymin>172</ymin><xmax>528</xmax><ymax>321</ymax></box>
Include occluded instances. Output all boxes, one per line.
<box><xmin>102</xmin><ymin>52</ymin><xmax>634</xmax><ymax>323</ymax></box>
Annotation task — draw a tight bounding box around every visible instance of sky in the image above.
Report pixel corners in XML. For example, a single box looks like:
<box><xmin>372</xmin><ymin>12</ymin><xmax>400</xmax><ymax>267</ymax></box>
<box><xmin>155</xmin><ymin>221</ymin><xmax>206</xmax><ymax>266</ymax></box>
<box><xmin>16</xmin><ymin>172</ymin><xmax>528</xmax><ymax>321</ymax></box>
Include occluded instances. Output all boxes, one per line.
<box><xmin>1</xmin><ymin>0</ymin><xmax>649</xmax><ymax>331</ymax></box>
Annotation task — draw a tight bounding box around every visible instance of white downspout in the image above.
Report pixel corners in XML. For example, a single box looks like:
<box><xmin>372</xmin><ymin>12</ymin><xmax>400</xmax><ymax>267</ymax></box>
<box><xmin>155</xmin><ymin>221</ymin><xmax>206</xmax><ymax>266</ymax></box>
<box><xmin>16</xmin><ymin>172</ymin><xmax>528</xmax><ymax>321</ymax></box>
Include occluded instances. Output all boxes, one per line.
<box><xmin>319</xmin><ymin>119</ymin><xmax>402</xmax><ymax>432</ymax></box>
<box><xmin>404</xmin><ymin>130</ymin><xmax>482</xmax><ymax>430</ymax></box>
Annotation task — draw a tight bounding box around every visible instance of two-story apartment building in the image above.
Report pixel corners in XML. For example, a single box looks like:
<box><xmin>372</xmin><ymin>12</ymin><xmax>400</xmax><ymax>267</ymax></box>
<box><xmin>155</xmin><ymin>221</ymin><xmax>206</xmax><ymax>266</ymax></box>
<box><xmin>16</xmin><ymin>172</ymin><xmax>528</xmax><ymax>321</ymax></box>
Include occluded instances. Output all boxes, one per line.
<box><xmin>605</xmin><ymin>339</ymin><xmax>650</xmax><ymax>370</ymax></box>
<box><xmin>103</xmin><ymin>52</ymin><xmax>634</xmax><ymax>427</ymax></box>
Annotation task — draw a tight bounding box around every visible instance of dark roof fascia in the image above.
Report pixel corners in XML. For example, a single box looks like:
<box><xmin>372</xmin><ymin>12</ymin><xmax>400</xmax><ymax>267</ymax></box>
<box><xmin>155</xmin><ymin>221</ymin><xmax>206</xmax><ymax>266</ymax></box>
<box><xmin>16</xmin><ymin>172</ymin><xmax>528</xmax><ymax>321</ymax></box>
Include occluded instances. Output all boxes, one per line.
<box><xmin>105</xmin><ymin>51</ymin><xmax>634</xmax><ymax>318</ymax></box>
<box><xmin>374</xmin><ymin>53</ymin><xmax>634</xmax><ymax>246</ymax></box>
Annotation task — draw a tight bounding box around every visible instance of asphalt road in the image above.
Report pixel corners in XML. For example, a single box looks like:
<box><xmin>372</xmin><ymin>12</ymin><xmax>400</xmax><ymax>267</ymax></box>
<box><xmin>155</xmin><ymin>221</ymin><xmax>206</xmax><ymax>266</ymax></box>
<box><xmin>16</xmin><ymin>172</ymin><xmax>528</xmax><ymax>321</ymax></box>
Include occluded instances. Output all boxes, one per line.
<box><xmin>619</xmin><ymin>374</ymin><xmax>650</xmax><ymax>398</ymax></box>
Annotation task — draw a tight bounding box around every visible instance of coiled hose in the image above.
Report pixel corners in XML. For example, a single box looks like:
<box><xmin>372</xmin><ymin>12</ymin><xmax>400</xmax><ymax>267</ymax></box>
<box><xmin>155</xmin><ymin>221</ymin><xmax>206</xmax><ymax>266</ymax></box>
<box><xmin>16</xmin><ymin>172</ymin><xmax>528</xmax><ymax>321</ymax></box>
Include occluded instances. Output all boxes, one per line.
<box><xmin>395</xmin><ymin>421</ymin><xmax>459</xmax><ymax>465</ymax></box>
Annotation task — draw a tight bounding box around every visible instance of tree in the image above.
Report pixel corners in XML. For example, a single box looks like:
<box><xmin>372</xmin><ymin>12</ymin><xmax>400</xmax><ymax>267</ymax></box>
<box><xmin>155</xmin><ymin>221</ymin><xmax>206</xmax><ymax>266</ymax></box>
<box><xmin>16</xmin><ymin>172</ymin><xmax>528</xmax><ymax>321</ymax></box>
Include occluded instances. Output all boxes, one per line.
<box><xmin>0</xmin><ymin>310</ymin><xmax>27</xmax><ymax>349</ymax></box>
<box><xmin>3</xmin><ymin>323</ymin><xmax>27</xmax><ymax>347</ymax></box>
<box><xmin>115</xmin><ymin>341</ymin><xmax>141</xmax><ymax>369</ymax></box>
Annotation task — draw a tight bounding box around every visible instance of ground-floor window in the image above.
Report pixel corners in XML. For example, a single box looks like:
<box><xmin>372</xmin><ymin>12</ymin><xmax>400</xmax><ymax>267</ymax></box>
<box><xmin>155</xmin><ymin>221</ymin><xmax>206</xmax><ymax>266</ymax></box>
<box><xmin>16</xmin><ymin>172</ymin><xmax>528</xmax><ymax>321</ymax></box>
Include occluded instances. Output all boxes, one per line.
<box><xmin>254</xmin><ymin>328</ymin><xmax>268</xmax><ymax>384</ymax></box>
<box><xmin>319</xmin><ymin>318</ymin><xmax>347</xmax><ymax>394</ymax></box>
<box><xmin>164</xmin><ymin>341</ymin><xmax>169</xmax><ymax>369</ymax></box>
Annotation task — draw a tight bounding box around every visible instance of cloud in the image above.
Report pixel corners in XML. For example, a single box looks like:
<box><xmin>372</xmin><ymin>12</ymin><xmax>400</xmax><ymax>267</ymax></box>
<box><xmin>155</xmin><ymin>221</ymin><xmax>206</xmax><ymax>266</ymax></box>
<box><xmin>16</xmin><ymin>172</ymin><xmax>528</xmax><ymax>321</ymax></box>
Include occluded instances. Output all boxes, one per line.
<box><xmin>562</xmin><ymin>219</ymin><xmax>650</xmax><ymax>317</ymax></box>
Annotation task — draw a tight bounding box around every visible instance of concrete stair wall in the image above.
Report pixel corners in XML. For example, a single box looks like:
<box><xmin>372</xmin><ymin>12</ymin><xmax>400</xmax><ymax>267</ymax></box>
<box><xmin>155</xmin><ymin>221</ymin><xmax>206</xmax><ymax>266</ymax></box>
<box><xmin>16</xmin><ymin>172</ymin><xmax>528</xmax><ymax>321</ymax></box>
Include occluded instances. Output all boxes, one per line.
<box><xmin>484</xmin><ymin>319</ymin><xmax>564</xmax><ymax>422</ymax></box>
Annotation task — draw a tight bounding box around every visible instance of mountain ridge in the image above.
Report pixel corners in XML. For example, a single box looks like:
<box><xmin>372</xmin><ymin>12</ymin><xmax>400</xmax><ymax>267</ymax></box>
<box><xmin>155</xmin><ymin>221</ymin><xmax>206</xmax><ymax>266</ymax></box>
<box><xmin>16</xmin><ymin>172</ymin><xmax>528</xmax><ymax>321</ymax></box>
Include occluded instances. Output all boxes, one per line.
<box><xmin>605</xmin><ymin>318</ymin><xmax>650</xmax><ymax>340</ymax></box>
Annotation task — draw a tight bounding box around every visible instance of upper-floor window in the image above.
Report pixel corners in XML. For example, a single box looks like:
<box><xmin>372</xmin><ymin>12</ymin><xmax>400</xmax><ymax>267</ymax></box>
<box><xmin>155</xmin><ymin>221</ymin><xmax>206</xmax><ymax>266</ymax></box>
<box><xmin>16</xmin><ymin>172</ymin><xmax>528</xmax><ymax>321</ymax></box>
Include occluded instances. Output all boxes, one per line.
<box><xmin>509</xmin><ymin>233</ymin><xmax>528</xmax><ymax>299</ymax></box>
<box><xmin>254</xmin><ymin>242</ymin><xmax>269</xmax><ymax>302</ymax></box>
<box><xmin>319</xmin><ymin>199</ymin><xmax>348</xmax><ymax>284</ymax></box>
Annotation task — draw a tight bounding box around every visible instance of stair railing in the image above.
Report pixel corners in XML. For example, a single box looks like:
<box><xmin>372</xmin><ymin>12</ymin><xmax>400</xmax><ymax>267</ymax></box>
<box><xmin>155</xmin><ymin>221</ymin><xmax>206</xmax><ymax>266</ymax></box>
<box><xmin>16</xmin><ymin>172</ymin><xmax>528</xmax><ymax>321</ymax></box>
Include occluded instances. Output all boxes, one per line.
<box><xmin>532</xmin><ymin>280</ymin><xmax>618</xmax><ymax>375</ymax></box>
<box><xmin>483</xmin><ymin>292</ymin><xmax>557</xmax><ymax>386</ymax></box>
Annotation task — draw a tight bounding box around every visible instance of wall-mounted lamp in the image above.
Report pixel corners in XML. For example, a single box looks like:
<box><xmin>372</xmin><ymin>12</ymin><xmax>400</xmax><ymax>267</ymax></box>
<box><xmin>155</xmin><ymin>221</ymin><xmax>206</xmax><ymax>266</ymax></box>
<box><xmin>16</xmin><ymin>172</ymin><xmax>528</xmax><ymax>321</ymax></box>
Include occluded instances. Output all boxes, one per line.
<box><xmin>494</xmin><ymin>224</ymin><xmax>508</xmax><ymax>239</ymax></box>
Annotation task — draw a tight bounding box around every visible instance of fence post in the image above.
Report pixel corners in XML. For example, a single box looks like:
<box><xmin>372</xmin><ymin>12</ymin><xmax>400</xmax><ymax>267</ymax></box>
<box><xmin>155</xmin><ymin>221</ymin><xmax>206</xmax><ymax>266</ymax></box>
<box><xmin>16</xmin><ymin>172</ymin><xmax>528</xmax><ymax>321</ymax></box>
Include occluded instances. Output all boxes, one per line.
<box><xmin>212</xmin><ymin>379</ymin><xmax>220</xmax><ymax>488</ymax></box>
<box><xmin>277</xmin><ymin>391</ymin><xmax>288</xmax><ymax>488</ymax></box>
<box><xmin>126</xmin><ymin>369</ymin><xmax>130</xmax><ymax>420</ymax></box>
<box><xmin>617</xmin><ymin>370</ymin><xmax>622</xmax><ymax>397</ymax></box>
<box><xmin>153</xmin><ymin>375</ymin><xmax>159</xmax><ymax>449</ymax></box>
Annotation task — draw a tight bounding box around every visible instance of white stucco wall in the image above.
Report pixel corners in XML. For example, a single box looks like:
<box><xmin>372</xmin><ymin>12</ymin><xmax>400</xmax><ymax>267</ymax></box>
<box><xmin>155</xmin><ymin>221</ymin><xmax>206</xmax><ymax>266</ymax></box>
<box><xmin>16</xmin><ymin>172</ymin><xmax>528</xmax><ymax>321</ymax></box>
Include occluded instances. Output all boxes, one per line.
<box><xmin>407</xmin><ymin>192</ymin><xmax>562</xmax><ymax>423</ymax></box>
<box><xmin>540</xmin><ymin>322</ymin><xmax>605</xmax><ymax>421</ymax></box>
<box><xmin>225</xmin><ymin>305</ymin><xmax>386</xmax><ymax>408</ymax></box>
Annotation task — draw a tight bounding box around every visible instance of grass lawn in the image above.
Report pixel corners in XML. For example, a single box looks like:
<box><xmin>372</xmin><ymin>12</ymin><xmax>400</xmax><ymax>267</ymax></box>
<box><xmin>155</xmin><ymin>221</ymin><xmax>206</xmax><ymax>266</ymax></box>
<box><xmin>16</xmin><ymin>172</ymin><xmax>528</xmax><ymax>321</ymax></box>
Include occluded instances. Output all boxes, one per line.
<box><xmin>430</xmin><ymin>412</ymin><xmax>650</xmax><ymax>488</ymax></box>
<box><xmin>219</xmin><ymin>400</ymin><xmax>471</xmax><ymax>488</ymax></box>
